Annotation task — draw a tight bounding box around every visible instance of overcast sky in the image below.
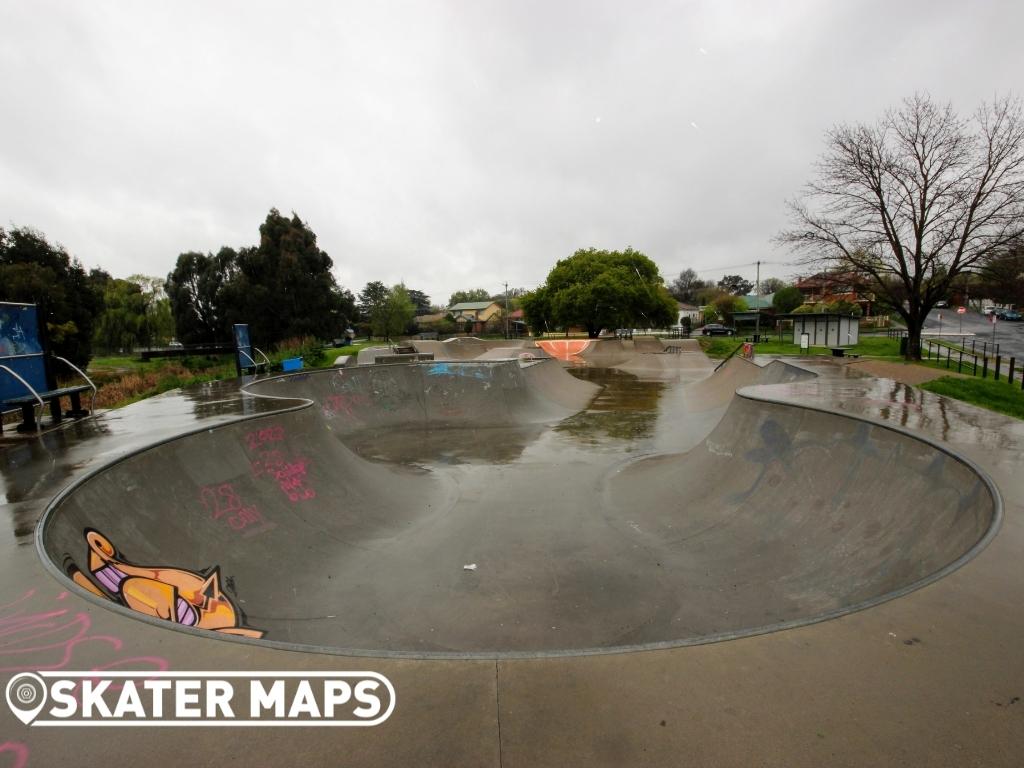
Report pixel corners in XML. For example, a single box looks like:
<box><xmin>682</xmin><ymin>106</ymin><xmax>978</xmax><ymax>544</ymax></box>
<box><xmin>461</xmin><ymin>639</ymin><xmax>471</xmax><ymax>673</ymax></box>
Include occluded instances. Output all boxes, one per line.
<box><xmin>2</xmin><ymin>1</ymin><xmax>1022</xmax><ymax>305</ymax></box>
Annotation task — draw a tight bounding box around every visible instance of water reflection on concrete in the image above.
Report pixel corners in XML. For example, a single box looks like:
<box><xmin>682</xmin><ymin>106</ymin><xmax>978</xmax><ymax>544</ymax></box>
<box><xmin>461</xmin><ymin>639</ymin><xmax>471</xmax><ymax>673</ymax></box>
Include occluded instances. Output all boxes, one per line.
<box><xmin>750</xmin><ymin>357</ymin><xmax>1024</xmax><ymax>454</ymax></box>
<box><xmin>553</xmin><ymin>368</ymin><xmax>665</xmax><ymax>449</ymax></box>
<box><xmin>342</xmin><ymin>424</ymin><xmax>547</xmax><ymax>466</ymax></box>
<box><xmin>0</xmin><ymin>377</ymin><xmax>284</xmax><ymax>542</ymax></box>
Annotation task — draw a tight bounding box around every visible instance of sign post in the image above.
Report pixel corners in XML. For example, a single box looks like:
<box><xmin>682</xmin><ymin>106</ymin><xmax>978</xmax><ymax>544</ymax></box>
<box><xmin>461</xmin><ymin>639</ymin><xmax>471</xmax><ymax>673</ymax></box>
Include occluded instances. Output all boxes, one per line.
<box><xmin>957</xmin><ymin>306</ymin><xmax>966</xmax><ymax>336</ymax></box>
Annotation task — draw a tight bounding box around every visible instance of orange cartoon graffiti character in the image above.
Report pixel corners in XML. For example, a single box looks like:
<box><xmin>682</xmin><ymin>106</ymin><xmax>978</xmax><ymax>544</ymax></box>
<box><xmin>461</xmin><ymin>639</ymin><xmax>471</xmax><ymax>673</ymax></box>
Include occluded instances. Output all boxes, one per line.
<box><xmin>67</xmin><ymin>529</ymin><xmax>264</xmax><ymax>639</ymax></box>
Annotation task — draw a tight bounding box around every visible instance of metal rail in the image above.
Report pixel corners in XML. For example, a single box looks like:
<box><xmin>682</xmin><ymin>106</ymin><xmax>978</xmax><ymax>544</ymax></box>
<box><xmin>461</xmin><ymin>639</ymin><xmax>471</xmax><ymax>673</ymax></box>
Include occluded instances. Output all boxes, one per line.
<box><xmin>0</xmin><ymin>363</ymin><xmax>44</xmax><ymax>432</ymax></box>
<box><xmin>239</xmin><ymin>347</ymin><xmax>271</xmax><ymax>373</ymax></box>
<box><xmin>53</xmin><ymin>355</ymin><xmax>98</xmax><ymax>417</ymax></box>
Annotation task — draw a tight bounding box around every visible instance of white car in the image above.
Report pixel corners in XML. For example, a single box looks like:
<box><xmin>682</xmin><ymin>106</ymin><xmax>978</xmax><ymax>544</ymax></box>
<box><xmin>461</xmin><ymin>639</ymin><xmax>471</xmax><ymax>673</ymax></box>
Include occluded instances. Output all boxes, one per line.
<box><xmin>982</xmin><ymin>306</ymin><xmax>996</xmax><ymax>316</ymax></box>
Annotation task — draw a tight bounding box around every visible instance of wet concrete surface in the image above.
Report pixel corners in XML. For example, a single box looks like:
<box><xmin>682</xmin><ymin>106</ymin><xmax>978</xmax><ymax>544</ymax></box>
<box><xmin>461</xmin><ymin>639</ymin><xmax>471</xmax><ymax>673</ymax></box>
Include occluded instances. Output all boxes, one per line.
<box><xmin>2</xmin><ymin>353</ymin><xmax>1024</xmax><ymax>765</ymax></box>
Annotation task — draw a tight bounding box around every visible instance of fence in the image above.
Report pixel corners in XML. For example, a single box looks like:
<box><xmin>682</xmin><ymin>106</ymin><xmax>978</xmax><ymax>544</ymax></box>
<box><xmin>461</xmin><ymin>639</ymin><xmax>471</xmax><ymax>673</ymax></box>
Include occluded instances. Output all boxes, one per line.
<box><xmin>924</xmin><ymin>338</ymin><xmax>1021</xmax><ymax>386</ymax></box>
<box><xmin>887</xmin><ymin>329</ymin><xmax>1002</xmax><ymax>359</ymax></box>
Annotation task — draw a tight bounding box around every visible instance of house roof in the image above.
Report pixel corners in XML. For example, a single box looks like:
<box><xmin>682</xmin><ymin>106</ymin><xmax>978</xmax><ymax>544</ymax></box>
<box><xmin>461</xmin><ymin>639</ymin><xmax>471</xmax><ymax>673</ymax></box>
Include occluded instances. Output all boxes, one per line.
<box><xmin>448</xmin><ymin>301</ymin><xmax>496</xmax><ymax>311</ymax></box>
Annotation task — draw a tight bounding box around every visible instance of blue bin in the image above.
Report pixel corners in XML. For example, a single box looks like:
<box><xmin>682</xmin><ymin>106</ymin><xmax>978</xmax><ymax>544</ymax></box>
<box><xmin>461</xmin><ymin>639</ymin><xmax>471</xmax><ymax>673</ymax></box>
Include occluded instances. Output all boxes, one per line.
<box><xmin>281</xmin><ymin>357</ymin><xmax>303</xmax><ymax>372</ymax></box>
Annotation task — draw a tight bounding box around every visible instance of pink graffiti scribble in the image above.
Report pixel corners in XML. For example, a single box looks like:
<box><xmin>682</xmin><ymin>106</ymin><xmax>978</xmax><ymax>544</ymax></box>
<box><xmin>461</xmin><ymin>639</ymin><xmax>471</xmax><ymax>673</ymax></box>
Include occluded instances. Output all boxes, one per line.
<box><xmin>251</xmin><ymin>451</ymin><xmax>316</xmax><ymax>501</ymax></box>
<box><xmin>199</xmin><ymin>483</ymin><xmax>272</xmax><ymax>534</ymax></box>
<box><xmin>322</xmin><ymin>393</ymin><xmax>370</xmax><ymax>418</ymax></box>
<box><xmin>0</xmin><ymin>589</ymin><xmax>169</xmax><ymax>675</ymax></box>
<box><xmin>245</xmin><ymin>425</ymin><xmax>285</xmax><ymax>452</ymax></box>
<box><xmin>241</xmin><ymin>424</ymin><xmax>317</xmax><ymax>502</ymax></box>
<box><xmin>0</xmin><ymin>742</ymin><xmax>29</xmax><ymax>768</ymax></box>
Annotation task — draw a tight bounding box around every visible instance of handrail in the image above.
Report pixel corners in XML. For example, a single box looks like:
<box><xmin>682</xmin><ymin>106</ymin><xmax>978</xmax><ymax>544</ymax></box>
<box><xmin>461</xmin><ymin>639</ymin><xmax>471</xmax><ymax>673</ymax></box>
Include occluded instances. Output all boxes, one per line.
<box><xmin>238</xmin><ymin>349</ymin><xmax>260</xmax><ymax>369</ymax></box>
<box><xmin>238</xmin><ymin>347</ymin><xmax>271</xmax><ymax>373</ymax></box>
<box><xmin>252</xmin><ymin>347</ymin><xmax>272</xmax><ymax>368</ymax></box>
<box><xmin>0</xmin><ymin>363</ymin><xmax>44</xmax><ymax>432</ymax></box>
<box><xmin>714</xmin><ymin>341</ymin><xmax>745</xmax><ymax>371</ymax></box>
<box><xmin>53</xmin><ymin>355</ymin><xmax>98</xmax><ymax>417</ymax></box>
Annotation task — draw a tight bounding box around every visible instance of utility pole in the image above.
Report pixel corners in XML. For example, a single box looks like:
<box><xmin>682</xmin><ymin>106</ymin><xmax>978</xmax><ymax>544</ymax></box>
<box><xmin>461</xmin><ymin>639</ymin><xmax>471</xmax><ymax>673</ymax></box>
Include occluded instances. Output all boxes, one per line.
<box><xmin>754</xmin><ymin>260</ymin><xmax>761</xmax><ymax>341</ymax></box>
<box><xmin>504</xmin><ymin>282</ymin><xmax>510</xmax><ymax>339</ymax></box>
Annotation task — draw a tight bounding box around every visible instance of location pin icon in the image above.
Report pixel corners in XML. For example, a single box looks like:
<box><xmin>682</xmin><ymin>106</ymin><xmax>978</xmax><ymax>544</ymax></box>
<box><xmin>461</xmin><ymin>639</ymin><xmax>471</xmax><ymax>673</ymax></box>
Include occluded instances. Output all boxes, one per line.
<box><xmin>5</xmin><ymin>673</ymin><xmax>48</xmax><ymax>725</ymax></box>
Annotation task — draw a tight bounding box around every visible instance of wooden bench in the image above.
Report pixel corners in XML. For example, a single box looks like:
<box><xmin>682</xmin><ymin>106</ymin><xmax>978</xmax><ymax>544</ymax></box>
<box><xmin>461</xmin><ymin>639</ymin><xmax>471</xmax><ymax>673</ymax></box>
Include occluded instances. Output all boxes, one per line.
<box><xmin>830</xmin><ymin>347</ymin><xmax>848</xmax><ymax>357</ymax></box>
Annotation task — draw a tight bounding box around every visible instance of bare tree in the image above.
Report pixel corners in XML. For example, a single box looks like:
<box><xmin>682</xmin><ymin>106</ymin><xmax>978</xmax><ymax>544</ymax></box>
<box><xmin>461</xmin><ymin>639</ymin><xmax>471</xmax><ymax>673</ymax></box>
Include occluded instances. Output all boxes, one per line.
<box><xmin>778</xmin><ymin>93</ymin><xmax>1024</xmax><ymax>358</ymax></box>
<box><xmin>668</xmin><ymin>268</ymin><xmax>706</xmax><ymax>303</ymax></box>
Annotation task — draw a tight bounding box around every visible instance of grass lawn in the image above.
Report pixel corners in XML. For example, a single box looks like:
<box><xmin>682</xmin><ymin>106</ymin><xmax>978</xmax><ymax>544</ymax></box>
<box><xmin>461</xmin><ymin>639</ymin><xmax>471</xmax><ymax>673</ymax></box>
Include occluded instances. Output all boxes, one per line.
<box><xmin>321</xmin><ymin>343</ymin><xmax>372</xmax><ymax>366</ymax></box>
<box><xmin>697</xmin><ymin>334</ymin><xmax>902</xmax><ymax>359</ymax></box>
<box><xmin>920</xmin><ymin>375</ymin><xmax>1024</xmax><ymax>420</ymax></box>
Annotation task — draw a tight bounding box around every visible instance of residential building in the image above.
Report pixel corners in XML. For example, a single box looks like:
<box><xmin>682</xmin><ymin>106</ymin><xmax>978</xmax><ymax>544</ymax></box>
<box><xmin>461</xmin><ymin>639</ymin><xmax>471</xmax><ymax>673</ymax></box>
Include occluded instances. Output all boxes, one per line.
<box><xmin>447</xmin><ymin>301</ymin><xmax>503</xmax><ymax>334</ymax></box>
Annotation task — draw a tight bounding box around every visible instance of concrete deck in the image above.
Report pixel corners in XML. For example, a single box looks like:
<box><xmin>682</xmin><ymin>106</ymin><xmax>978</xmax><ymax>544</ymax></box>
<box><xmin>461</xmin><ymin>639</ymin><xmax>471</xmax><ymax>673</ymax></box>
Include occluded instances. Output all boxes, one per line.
<box><xmin>2</xmin><ymin>352</ymin><xmax>1023</xmax><ymax>766</ymax></box>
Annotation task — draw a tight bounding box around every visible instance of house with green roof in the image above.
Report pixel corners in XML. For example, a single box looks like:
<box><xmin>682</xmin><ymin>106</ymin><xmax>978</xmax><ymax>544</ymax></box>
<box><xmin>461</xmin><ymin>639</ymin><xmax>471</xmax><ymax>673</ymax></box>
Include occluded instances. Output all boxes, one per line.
<box><xmin>447</xmin><ymin>301</ymin><xmax>502</xmax><ymax>334</ymax></box>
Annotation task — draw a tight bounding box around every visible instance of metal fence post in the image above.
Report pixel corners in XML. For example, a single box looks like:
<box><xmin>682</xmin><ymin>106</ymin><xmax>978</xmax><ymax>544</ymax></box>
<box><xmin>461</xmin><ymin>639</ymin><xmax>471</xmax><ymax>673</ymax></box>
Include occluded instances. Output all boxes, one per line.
<box><xmin>1009</xmin><ymin>357</ymin><xmax>1016</xmax><ymax>385</ymax></box>
<box><xmin>983</xmin><ymin>356</ymin><xmax>989</xmax><ymax>378</ymax></box>
<box><xmin>995</xmin><ymin>355</ymin><xmax>1001</xmax><ymax>381</ymax></box>
<box><xmin>958</xmin><ymin>350</ymin><xmax>963</xmax><ymax>373</ymax></box>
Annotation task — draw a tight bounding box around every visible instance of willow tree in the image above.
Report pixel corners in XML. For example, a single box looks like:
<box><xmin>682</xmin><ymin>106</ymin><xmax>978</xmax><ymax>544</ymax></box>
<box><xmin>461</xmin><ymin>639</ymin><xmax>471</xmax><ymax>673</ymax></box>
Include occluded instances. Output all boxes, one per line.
<box><xmin>778</xmin><ymin>94</ymin><xmax>1024</xmax><ymax>359</ymax></box>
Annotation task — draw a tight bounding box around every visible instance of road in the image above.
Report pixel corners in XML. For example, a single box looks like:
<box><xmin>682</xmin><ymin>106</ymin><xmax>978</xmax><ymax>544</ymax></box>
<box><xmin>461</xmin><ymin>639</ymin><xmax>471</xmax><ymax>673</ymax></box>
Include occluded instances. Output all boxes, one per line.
<box><xmin>923</xmin><ymin>306</ymin><xmax>1024</xmax><ymax>372</ymax></box>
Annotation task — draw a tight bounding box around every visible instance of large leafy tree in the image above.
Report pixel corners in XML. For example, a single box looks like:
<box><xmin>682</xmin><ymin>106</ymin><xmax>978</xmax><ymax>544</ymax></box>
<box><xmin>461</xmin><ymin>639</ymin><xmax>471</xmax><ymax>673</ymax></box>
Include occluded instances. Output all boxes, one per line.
<box><xmin>167</xmin><ymin>210</ymin><xmax>355</xmax><ymax>346</ymax></box>
<box><xmin>521</xmin><ymin>248</ymin><xmax>677</xmax><ymax>338</ymax></box>
<box><xmin>448</xmin><ymin>288</ymin><xmax>491</xmax><ymax>306</ymax></box>
<box><xmin>0</xmin><ymin>226</ymin><xmax>105</xmax><ymax>366</ymax></box>
<box><xmin>759</xmin><ymin>277</ymin><xmax>788</xmax><ymax>294</ymax></box>
<box><xmin>381</xmin><ymin>285</ymin><xmax>416</xmax><ymax>341</ymax></box>
<box><xmin>407</xmin><ymin>288</ymin><xmax>432</xmax><ymax>315</ymax></box>
<box><xmin>976</xmin><ymin>242</ymin><xmax>1024</xmax><ymax>305</ymax></box>
<box><xmin>717</xmin><ymin>274</ymin><xmax>753</xmax><ymax>296</ymax></box>
<box><xmin>358</xmin><ymin>281</ymin><xmax>390</xmax><ymax>340</ymax></box>
<box><xmin>772</xmin><ymin>285</ymin><xmax>805</xmax><ymax>313</ymax></box>
<box><xmin>166</xmin><ymin>248</ymin><xmax>236</xmax><ymax>344</ymax></box>
<box><xmin>779</xmin><ymin>93</ymin><xmax>1024</xmax><ymax>359</ymax></box>
<box><xmin>226</xmin><ymin>210</ymin><xmax>348</xmax><ymax>345</ymax></box>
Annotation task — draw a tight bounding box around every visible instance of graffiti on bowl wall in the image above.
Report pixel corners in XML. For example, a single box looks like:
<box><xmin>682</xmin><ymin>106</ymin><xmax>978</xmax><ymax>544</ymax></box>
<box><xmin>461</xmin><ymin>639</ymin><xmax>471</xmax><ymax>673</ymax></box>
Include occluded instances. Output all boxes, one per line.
<box><xmin>66</xmin><ymin>529</ymin><xmax>265</xmax><ymax>638</ymax></box>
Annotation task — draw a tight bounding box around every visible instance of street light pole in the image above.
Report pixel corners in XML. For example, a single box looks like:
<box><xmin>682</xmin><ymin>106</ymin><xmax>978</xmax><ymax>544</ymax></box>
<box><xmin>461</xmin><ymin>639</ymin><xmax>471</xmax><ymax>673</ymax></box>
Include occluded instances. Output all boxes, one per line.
<box><xmin>504</xmin><ymin>281</ymin><xmax>510</xmax><ymax>339</ymax></box>
<box><xmin>754</xmin><ymin>260</ymin><xmax>761</xmax><ymax>341</ymax></box>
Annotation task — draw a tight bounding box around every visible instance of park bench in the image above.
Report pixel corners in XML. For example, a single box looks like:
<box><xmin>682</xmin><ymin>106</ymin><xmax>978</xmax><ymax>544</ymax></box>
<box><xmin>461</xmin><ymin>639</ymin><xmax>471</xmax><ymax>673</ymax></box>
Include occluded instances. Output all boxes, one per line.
<box><xmin>1</xmin><ymin>302</ymin><xmax>96</xmax><ymax>433</ymax></box>
<box><xmin>830</xmin><ymin>347</ymin><xmax>847</xmax><ymax>357</ymax></box>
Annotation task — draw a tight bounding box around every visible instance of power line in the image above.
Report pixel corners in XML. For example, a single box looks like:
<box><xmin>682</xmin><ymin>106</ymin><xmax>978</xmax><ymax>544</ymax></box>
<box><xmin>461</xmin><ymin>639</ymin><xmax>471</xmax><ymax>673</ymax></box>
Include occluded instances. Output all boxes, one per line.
<box><xmin>669</xmin><ymin>260</ymin><xmax>798</xmax><ymax>275</ymax></box>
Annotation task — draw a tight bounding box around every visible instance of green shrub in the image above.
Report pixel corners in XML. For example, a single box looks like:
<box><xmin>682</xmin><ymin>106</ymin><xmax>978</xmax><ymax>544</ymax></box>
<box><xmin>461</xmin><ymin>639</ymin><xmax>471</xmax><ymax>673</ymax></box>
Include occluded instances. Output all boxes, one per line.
<box><xmin>270</xmin><ymin>336</ymin><xmax>326</xmax><ymax>369</ymax></box>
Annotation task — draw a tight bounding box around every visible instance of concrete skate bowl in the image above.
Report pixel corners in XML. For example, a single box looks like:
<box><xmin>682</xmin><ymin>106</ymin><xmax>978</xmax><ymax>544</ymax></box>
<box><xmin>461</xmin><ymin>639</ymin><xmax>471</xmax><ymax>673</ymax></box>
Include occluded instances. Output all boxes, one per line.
<box><xmin>38</xmin><ymin>357</ymin><xmax>1000</xmax><ymax>659</ymax></box>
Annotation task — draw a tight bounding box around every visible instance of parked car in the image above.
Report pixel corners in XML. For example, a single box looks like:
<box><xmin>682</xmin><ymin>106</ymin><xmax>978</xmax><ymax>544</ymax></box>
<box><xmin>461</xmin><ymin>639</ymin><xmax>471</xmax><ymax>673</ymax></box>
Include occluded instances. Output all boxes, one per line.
<box><xmin>701</xmin><ymin>324</ymin><xmax>736</xmax><ymax>336</ymax></box>
<box><xmin>935</xmin><ymin>300</ymin><xmax>949</xmax><ymax>308</ymax></box>
<box><xmin>982</xmin><ymin>306</ymin><xmax>996</xmax><ymax>315</ymax></box>
<box><xmin>1003</xmin><ymin>310</ymin><xmax>1022</xmax><ymax>321</ymax></box>
<box><xmin>168</xmin><ymin>339</ymin><xmax>184</xmax><ymax>348</ymax></box>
